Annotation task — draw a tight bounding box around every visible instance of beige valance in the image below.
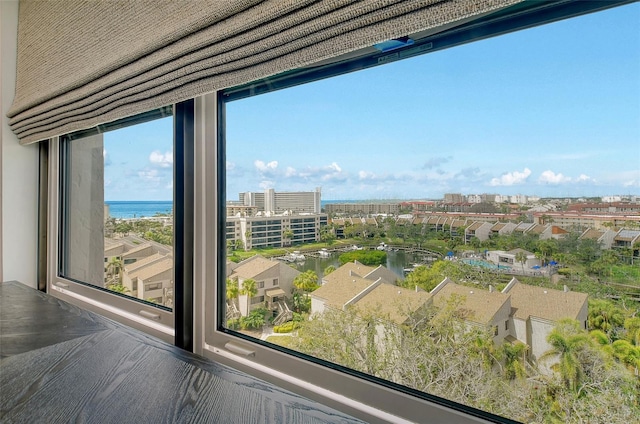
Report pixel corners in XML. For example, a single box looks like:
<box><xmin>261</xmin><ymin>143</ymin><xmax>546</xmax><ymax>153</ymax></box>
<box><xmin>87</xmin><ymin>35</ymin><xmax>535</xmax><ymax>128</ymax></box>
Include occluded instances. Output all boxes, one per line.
<box><xmin>9</xmin><ymin>0</ymin><xmax>520</xmax><ymax>145</ymax></box>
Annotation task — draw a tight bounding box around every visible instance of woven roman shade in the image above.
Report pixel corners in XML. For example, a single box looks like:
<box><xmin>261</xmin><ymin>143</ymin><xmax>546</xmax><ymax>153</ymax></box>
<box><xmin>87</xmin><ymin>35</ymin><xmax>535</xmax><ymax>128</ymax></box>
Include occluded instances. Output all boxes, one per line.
<box><xmin>9</xmin><ymin>0</ymin><xmax>520</xmax><ymax>145</ymax></box>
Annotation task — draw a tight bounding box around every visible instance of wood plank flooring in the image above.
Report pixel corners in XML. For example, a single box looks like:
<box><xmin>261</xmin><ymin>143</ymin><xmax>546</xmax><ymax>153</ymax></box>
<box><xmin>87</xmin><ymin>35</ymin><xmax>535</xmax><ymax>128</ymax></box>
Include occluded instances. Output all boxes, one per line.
<box><xmin>0</xmin><ymin>281</ymin><xmax>364</xmax><ymax>423</ymax></box>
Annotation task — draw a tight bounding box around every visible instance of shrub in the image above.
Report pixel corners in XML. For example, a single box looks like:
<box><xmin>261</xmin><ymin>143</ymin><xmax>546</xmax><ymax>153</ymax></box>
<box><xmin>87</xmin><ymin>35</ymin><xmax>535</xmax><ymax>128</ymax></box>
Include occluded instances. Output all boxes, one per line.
<box><xmin>273</xmin><ymin>321</ymin><xmax>300</xmax><ymax>333</ymax></box>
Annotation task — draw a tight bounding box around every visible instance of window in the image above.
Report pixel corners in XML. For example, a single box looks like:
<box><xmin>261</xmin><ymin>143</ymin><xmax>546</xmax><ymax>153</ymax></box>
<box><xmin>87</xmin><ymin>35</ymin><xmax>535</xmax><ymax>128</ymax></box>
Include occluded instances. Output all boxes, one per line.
<box><xmin>207</xmin><ymin>3</ymin><xmax>639</xmax><ymax>423</ymax></box>
<box><xmin>258</xmin><ymin>282</ymin><xmax>265</xmax><ymax>289</ymax></box>
<box><xmin>49</xmin><ymin>106</ymin><xmax>182</xmax><ymax>343</ymax></box>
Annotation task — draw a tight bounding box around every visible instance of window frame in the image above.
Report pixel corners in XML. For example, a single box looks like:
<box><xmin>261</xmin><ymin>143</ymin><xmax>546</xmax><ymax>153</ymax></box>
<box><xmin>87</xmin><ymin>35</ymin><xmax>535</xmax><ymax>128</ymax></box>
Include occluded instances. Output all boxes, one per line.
<box><xmin>45</xmin><ymin>103</ymin><xmax>193</xmax><ymax>346</ymax></box>
<box><xmin>199</xmin><ymin>1</ymin><xmax>634</xmax><ymax>423</ymax></box>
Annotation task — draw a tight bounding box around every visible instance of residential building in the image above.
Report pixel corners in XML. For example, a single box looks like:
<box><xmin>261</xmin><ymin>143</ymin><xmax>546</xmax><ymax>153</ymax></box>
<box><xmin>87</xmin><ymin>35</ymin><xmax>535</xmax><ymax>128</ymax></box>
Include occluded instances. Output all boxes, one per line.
<box><xmin>324</xmin><ymin>202</ymin><xmax>400</xmax><ymax>215</ymax></box>
<box><xmin>227</xmin><ymin>213</ymin><xmax>327</xmax><ymax>250</ymax></box>
<box><xmin>502</xmin><ymin>279</ymin><xmax>588</xmax><ymax>361</ymax></box>
<box><xmin>239</xmin><ymin>187</ymin><xmax>322</xmax><ymax>214</ymax></box>
<box><xmin>485</xmin><ymin>248</ymin><xmax>541</xmax><ymax>269</ymax></box>
<box><xmin>430</xmin><ymin>279</ymin><xmax>512</xmax><ymax>343</ymax></box>
<box><xmin>229</xmin><ymin>255</ymin><xmax>300</xmax><ymax>316</ymax></box>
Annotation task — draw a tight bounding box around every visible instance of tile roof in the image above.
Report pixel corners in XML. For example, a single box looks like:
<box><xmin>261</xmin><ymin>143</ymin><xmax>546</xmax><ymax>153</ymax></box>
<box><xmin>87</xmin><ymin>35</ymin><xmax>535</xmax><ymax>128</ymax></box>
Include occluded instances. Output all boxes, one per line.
<box><xmin>352</xmin><ymin>284</ymin><xmax>431</xmax><ymax>325</ymax></box>
<box><xmin>232</xmin><ymin>255</ymin><xmax>279</xmax><ymax>279</ymax></box>
<box><xmin>580</xmin><ymin>228</ymin><xmax>604</xmax><ymax>240</ymax></box>
<box><xmin>134</xmin><ymin>256</ymin><xmax>173</xmax><ymax>281</ymax></box>
<box><xmin>125</xmin><ymin>253</ymin><xmax>166</xmax><ymax>274</ymax></box>
<box><xmin>122</xmin><ymin>243</ymin><xmax>155</xmax><ymax>258</ymax></box>
<box><xmin>322</xmin><ymin>261</ymin><xmax>375</xmax><ymax>285</ymax></box>
<box><xmin>312</xmin><ymin>275</ymin><xmax>373</xmax><ymax>310</ymax></box>
<box><xmin>504</xmin><ymin>281</ymin><xmax>587</xmax><ymax>322</ymax></box>
<box><xmin>432</xmin><ymin>282</ymin><xmax>509</xmax><ymax>325</ymax></box>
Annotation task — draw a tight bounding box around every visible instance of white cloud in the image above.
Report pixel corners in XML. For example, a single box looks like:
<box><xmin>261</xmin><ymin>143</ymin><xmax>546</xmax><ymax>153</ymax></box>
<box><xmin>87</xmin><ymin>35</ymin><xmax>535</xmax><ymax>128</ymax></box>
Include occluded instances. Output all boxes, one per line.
<box><xmin>259</xmin><ymin>180</ymin><xmax>275</xmax><ymax>190</ymax></box>
<box><xmin>104</xmin><ymin>149</ymin><xmax>112</xmax><ymax>166</ymax></box>
<box><xmin>149</xmin><ymin>151</ymin><xmax>173</xmax><ymax>168</ymax></box>
<box><xmin>538</xmin><ymin>170</ymin><xmax>571</xmax><ymax>184</ymax></box>
<box><xmin>284</xmin><ymin>162</ymin><xmax>347</xmax><ymax>182</ymax></box>
<box><xmin>285</xmin><ymin>166</ymin><xmax>297</xmax><ymax>177</ymax></box>
<box><xmin>226</xmin><ymin>161</ymin><xmax>236</xmax><ymax>170</ymax></box>
<box><xmin>358</xmin><ymin>170</ymin><xmax>376</xmax><ymax>180</ymax></box>
<box><xmin>138</xmin><ymin>169</ymin><xmax>160</xmax><ymax>183</ymax></box>
<box><xmin>489</xmin><ymin>168</ymin><xmax>531</xmax><ymax>186</ymax></box>
<box><xmin>576</xmin><ymin>174</ymin><xmax>593</xmax><ymax>182</ymax></box>
<box><xmin>254</xmin><ymin>160</ymin><xmax>278</xmax><ymax>172</ymax></box>
<box><xmin>423</xmin><ymin>156</ymin><xmax>452</xmax><ymax>170</ymax></box>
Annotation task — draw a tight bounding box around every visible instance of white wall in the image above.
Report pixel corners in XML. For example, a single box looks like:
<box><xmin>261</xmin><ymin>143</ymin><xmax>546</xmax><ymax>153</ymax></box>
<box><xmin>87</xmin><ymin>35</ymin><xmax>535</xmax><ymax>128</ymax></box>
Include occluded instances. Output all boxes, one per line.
<box><xmin>1</xmin><ymin>1</ymin><xmax>39</xmax><ymax>287</ymax></box>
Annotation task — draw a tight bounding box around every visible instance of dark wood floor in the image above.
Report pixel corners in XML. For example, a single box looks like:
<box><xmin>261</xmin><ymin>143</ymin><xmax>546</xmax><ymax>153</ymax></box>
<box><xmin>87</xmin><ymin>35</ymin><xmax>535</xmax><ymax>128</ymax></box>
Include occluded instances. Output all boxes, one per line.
<box><xmin>0</xmin><ymin>281</ymin><xmax>365</xmax><ymax>423</ymax></box>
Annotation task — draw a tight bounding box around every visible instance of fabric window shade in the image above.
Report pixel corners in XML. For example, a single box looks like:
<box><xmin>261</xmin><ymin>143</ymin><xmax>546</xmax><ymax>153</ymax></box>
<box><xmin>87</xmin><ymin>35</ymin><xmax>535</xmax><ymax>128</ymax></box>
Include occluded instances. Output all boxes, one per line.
<box><xmin>9</xmin><ymin>0</ymin><xmax>520</xmax><ymax>145</ymax></box>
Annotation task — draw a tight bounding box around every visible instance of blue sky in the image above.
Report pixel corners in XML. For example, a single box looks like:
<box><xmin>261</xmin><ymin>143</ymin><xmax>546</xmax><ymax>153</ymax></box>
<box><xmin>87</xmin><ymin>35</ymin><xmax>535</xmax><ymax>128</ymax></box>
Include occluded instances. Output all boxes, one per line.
<box><xmin>105</xmin><ymin>3</ymin><xmax>639</xmax><ymax>202</ymax></box>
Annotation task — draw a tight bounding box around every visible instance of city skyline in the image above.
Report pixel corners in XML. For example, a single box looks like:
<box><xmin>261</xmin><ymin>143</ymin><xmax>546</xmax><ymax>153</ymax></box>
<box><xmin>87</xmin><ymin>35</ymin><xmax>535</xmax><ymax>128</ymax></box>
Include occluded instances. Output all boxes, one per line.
<box><xmin>105</xmin><ymin>3</ymin><xmax>639</xmax><ymax>202</ymax></box>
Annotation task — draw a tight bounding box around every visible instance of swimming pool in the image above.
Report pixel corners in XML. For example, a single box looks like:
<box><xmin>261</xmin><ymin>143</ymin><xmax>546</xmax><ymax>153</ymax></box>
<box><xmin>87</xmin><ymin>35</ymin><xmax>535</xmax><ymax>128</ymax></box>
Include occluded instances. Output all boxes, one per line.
<box><xmin>462</xmin><ymin>259</ymin><xmax>511</xmax><ymax>270</ymax></box>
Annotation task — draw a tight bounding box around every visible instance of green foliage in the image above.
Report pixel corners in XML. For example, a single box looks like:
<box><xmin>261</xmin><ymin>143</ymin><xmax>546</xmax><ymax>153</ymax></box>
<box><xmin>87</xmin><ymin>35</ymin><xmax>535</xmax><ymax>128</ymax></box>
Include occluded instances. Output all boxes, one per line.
<box><xmin>227</xmin><ymin>318</ymin><xmax>241</xmax><ymax>330</ymax></box>
<box><xmin>293</xmin><ymin>270</ymin><xmax>319</xmax><ymax>292</ymax></box>
<box><xmin>273</xmin><ymin>321</ymin><xmax>300</xmax><ymax>333</ymax></box>
<box><xmin>106</xmin><ymin>283</ymin><xmax>129</xmax><ymax>293</ymax></box>
<box><xmin>240</xmin><ymin>308</ymin><xmax>267</xmax><ymax>330</ymax></box>
<box><xmin>323</xmin><ymin>265</ymin><xmax>336</xmax><ymax>276</ymax></box>
<box><xmin>588</xmin><ymin>299</ymin><xmax>626</xmax><ymax>339</ymax></box>
<box><xmin>287</xmin><ymin>286</ymin><xmax>639</xmax><ymax>423</ymax></box>
<box><xmin>240</xmin><ymin>278</ymin><xmax>258</xmax><ymax>298</ymax></box>
<box><xmin>291</xmin><ymin>291</ymin><xmax>311</xmax><ymax>313</ymax></box>
<box><xmin>541</xmin><ymin>319</ymin><xmax>593</xmax><ymax>393</ymax></box>
<box><xmin>338</xmin><ymin>250</ymin><xmax>387</xmax><ymax>266</ymax></box>
<box><xmin>399</xmin><ymin>261</ymin><xmax>459</xmax><ymax>292</ymax></box>
<box><xmin>226</xmin><ymin>278</ymin><xmax>239</xmax><ymax>300</ymax></box>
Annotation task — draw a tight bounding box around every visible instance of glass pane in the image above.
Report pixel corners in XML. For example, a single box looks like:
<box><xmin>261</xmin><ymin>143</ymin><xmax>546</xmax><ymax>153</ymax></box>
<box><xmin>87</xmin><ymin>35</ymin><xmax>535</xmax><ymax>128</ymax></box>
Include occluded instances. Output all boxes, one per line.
<box><xmin>61</xmin><ymin>114</ymin><xmax>175</xmax><ymax>309</ymax></box>
<box><xmin>223</xmin><ymin>4</ymin><xmax>639</xmax><ymax>423</ymax></box>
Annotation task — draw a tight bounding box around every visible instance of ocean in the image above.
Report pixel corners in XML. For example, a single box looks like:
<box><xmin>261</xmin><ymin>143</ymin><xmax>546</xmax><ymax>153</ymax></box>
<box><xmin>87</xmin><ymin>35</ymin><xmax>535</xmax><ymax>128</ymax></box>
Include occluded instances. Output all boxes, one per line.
<box><xmin>106</xmin><ymin>199</ymin><xmax>362</xmax><ymax>219</ymax></box>
<box><xmin>106</xmin><ymin>201</ymin><xmax>173</xmax><ymax>219</ymax></box>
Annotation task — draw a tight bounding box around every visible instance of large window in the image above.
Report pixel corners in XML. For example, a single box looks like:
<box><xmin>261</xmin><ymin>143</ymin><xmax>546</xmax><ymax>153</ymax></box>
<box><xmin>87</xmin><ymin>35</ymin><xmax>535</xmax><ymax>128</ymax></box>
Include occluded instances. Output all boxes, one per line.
<box><xmin>52</xmin><ymin>107</ymin><xmax>178</xmax><ymax>341</ymax></box>
<box><xmin>210</xmin><ymin>3</ymin><xmax>639</xmax><ymax>423</ymax></box>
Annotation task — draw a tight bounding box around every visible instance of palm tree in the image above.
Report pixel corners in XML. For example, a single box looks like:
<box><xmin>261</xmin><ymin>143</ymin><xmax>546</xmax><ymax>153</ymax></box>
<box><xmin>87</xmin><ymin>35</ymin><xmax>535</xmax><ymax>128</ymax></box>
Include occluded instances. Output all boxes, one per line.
<box><xmin>540</xmin><ymin>319</ymin><xmax>591</xmax><ymax>392</ymax></box>
<box><xmin>240</xmin><ymin>278</ymin><xmax>258</xmax><ymax>316</ymax></box>
<box><xmin>106</xmin><ymin>256</ymin><xmax>123</xmax><ymax>284</ymax></box>
<box><xmin>283</xmin><ymin>229</ymin><xmax>294</xmax><ymax>246</ymax></box>
<box><xmin>501</xmin><ymin>342</ymin><xmax>528</xmax><ymax>380</ymax></box>
<box><xmin>515</xmin><ymin>251</ymin><xmax>527</xmax><ymax>274</ymax></box>
<box><xmin>240</xmin><ymin>278</ymin><xmax>258</xmax><ymax>298</ymax></box>
<box><xmin>226</xmin><ymin>278</ymin><xmax>239</xmax><ymax>301</ymax></box>
<box><xmin>293</xmin><ymin>270</ymin><xmax>319</xmax><ymax>292</ymax></box>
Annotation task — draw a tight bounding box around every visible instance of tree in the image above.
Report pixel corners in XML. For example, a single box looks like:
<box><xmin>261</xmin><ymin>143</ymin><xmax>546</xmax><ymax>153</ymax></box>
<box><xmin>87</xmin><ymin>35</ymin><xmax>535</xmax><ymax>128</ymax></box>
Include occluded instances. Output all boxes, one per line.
<box><xmin>515</xmin><ymin>251</ymin><xmax>527</xmax><ymax>274</ymax></box>
<box><xmin>106</xmin><ymin>256</ymin><xmax>123</xmax><ymax>284</ymax></box>
<box><xmin>240</xmin><ymin>278</ymin><xmax>258</xmax><ymax>298</ymax></box>
<box><xmin>226</xmin><ymin>277</ymin><xmax>239</xmax><ymax>301</ymax></box>
<box><xmin>338</xmin><ymin>250</ymin><xmax>386</xmax><ymax>266</ymax></box>
<box><xmin>240</xmin><ymin>308</ymin><xmax>266</xmax><ymax>330</ymax></box>
<box><xmin>540</xmin><ymin>319</ymin><xmax>592</xmax><ymax>392</ymax></box>
<box><xmin>293</xmin><ymin>270</ymin><xmax>319</xmax><ymax>292</ymax></box>
<box><xmin>283</xmin><ymin>229</ymin><xmax>294</xmax><ymax>246</ymax></box>
<box><xmin>587</xmin><ymin>299</ymin><xmax>626</xmax><ymax>339</ymax></box>
<box><xmin>500</xmin><ymin>342</ymin><xmax>528</xmax><ymax>380</ymax></box>
<box><xmin>291</xmin><ymin>291</ymin><xmax>310</xmax><ymax>313</ymax></box>
<box><xmin>323</xmin><ymin>265</ymin><xmax>336</xmax><ymax>276</ymax></box>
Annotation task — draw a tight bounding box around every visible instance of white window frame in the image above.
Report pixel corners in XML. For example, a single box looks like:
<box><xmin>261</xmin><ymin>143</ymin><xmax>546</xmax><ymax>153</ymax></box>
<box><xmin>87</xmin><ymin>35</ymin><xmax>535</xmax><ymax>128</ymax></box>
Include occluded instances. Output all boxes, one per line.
<box><xmin>45</xmin><ymin>116</ymin><xmax>176</xmax><ymax>344</ymax></box>
<box><xmin>195</xmin><ymin>2</ymin><xmax>635</xmax><ymax>421</ymax></box>
<box><xmin>194</xmin><ymin>92</ymin><xmax>493</xmax><ymax>423</ymax></box>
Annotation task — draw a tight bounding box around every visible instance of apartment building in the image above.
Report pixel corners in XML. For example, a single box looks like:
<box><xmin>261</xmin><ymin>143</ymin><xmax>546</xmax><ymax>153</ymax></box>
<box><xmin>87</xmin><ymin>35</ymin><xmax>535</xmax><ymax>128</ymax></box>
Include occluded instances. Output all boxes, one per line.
<box><xmin>324</xmin><ymin>202</ymin><xmax>400</xmax><ymax>215</ymax></box>
<box><xmin>238</xmin><ymin>187</ymin><xmax>322</xmax><ymax>214</ymax></box>
<box><xmin>227</xmin><ymin>213</ymin><xmax>328</xmax><ymax>250</ymax></box>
